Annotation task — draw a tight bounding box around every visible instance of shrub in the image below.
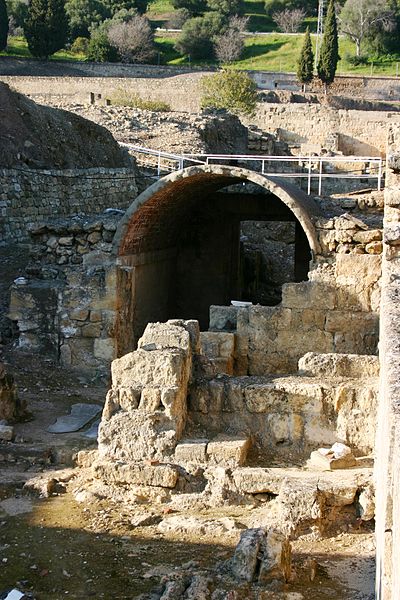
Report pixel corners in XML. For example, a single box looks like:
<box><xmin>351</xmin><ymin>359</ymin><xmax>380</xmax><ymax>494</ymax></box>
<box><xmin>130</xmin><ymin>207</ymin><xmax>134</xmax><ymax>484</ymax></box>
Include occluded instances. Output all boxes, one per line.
<box><xmin>272</xmin><ymin>8</ymin><xmax>305</xmax><ymax>32</ymax></box>
<box><xmin>166</xmin><ymin>7</ymin><xmax>190</xmax><ymax>28</ymax></box>
<box><xmin>201</xmin><ymin>69</ymin><xmax>258</xmax><ymax>116</ymax></box>
<box><xmin>171</xmin><ymin>0</ymin><xmax>206</xmax><ymax>16</ymax></box>
<box><xmin>206</xmin><ymin>0</ymin><xmax>242</xmax><ymax>16</ymax></box>
<box><xmin>70</xmin><ymin>35</ymin><xmax>89</xmax><ymax>54</ymax></box>
<box><xmin>87</xmin><ymin>30</ymin><xmax>119</xmax><ymax>61</ymax></box>
<box><xmin>214</xmin><ymin>18</ymin><xmax>247</xmax><ymax>63</ymax></box>
<box><xmin>107</xmin><ymin>15</ymin><xmax>155</xmax><ymax>63</ymax></box>
<box><xmin>175</xmin><ymin>11</ymin><xmax>226</xmax><ymax>59</ymax></box>
<box><xmin>345</xmin><ymin>53</ymin><xmax>368</xmax><ymax>65</ymax></box>
<box><xmin>109</xmin><ymin>88</ymin><xmax>171</xmax><ymax>111</ymax></box>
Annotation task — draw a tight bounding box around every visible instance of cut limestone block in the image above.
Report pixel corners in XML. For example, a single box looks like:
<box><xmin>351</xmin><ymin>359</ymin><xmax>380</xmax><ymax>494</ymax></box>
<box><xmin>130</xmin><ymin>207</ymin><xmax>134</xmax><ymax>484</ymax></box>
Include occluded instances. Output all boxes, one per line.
<box><xmin>174</xmin><ymin>439</ymin><xmax>208</xmax><ymax>463</ymax></box>
<box><xmin>207</xmin><ymin>435</ymin><xmax>250</xmax><ymax>467</ymax></box>
<box><xmin>200</xmin><ymin>331</ymin><xmax>235</xmax><ymax>375</ymax></box>
<box><xmin>309</xmin><ymin>449</ymin><xmax>356</xmax><ymax>470</ymax></box>
<box><xmin>298</xmin><ymin>352</ymin><xmax>379</xmax><ymax>379</ymax></box>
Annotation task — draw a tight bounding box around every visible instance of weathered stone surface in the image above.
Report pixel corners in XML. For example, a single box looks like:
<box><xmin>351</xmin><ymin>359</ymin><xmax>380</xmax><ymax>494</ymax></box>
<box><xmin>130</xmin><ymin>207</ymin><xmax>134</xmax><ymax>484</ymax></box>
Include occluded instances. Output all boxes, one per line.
<box><xmin>298</xmin><ymin>352</ymin><xmax>380</xmax><ymax>378</ymax></box>
<box><xmin>209</xmin><ymin>305</ymin><xmax>238</xmax><ymax>331</ymax></box>
<box><xmin>93</xmin><ymin>460</ymin><xmax>179</xmax><ymax>488</ymax></box>
<box><xmin>111</xmin><ymin>348</ymin><xmax>188</xmax><ymax>389</ymax></box>
<box><xmin>281</xmin><ymin>281</ymin><xmax>336</xmax><ymax>310</ymax></box>
<box><xmin>175</xmin><ymin>439</ymin><xmax>208</xmax><ymax>463</ymax></box>
<box><xmin>206</xmin><ymin>435</ymin><xmax>250</xmax><ymax>467</ymax></box>
<box><xmin>158</xmin><ymin>515</ymin><xmax>241</xmax><ymax>536</ymax></box>
<box><xmin>309</xmin><ymin>449</ymin><xmax>357</xmax><ymax>470</ymax></box>
<box><xmin>138</xmin><ymin>322</ymin><xmax>191</xmax><ymax>353</ymax></box>
<box><xmin>0</xmin><ymin>423</ymin><xmax>14</xmax><ymax>440</ymax></box>
<box><xmin>200</xmin><ymin>331</ymin><xmax>235</xmax><ymax>375</ymax></box>
<box><xmin>230</xmin><ymin>528</ymin><xmax>291</xmax><ymax>584</ymax></box>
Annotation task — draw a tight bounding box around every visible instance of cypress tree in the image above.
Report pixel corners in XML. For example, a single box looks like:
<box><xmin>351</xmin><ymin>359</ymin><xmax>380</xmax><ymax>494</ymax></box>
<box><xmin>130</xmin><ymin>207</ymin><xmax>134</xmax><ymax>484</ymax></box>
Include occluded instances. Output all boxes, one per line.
<box><xmin>297</xmin><ymin>27</ymin><xmax>314</xmax><ymax>92</ymax></box>
<box><xmin>317</xmin><ymin>0</ymin><xmax>339</xmax><ymax>93</ymax></box>
<box><xmin>0</xmin><ymin>0</ymin><xmax>8</xmax><ymax>51</ymax></box>
<box><xmin>24</xmin><ymin>0</ymin><xmax>69</xmax><ymax>59</ymax></box>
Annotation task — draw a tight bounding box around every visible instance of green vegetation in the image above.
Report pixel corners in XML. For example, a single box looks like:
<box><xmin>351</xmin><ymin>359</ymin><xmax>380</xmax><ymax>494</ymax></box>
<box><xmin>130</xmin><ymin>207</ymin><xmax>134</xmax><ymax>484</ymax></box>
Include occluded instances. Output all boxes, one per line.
<box><xmin>201</xmin><ymin>69</ymin><xmax>258</xmax><ymax>115</ymax></box>
<box><xmin>0</xmin><ymin>0</ymin><xmax>8</xmax><ymax>50</ymax></box>
<box><xmin>297</xmin><ymin>27</ymin><xmax>313</xmax><ymax>89</ymax></box>
<box><xmin>109</xmin><ymin>87</ymin><xmax>171</xmax><ymax>110</ymax></box>
<box><xmin>317</xmin><ymin>0</ymin><xmax>339</xmax><ymax>88</ymax></box>
<box><xmin>24</xmin><ymin>0</ymin><xmax>69</xmax><ymax>59</ymax></box>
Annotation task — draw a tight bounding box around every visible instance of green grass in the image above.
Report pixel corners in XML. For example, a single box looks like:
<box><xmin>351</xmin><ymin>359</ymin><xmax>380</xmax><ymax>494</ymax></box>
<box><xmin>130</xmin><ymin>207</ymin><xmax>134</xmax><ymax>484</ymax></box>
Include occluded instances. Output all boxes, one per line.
<box><xmin>0</xmin><ymin>36</ymin><xmax>87</xmax><ymax>61</ymax></box>
<box><xmin>4</xmin><ymin>32</ymin><xmax>400</xmax><ymax>76</ymax></box>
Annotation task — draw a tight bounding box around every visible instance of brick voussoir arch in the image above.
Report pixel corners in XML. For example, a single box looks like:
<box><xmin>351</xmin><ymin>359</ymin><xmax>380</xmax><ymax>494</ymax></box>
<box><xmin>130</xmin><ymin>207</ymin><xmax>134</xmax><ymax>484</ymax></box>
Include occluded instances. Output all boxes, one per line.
<box><xmin>112</xmin><ymin>165</ymin><xmax>322</xmax><ymax>257</ymax></box>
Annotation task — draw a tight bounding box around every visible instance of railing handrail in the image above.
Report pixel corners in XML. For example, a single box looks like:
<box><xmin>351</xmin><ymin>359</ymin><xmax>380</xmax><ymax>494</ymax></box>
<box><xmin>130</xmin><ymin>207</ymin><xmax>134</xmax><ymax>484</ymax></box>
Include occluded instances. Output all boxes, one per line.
<box><xmin>120</xmin><ymin>143</ymin><xmax>385</xmax><ymax>193</ymax></box>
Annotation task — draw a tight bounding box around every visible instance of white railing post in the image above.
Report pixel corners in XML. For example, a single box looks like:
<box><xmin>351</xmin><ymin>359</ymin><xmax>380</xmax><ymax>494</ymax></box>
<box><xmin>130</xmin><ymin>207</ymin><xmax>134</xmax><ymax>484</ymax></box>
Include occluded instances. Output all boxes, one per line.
<box><xmin>308</xmin><ymin>156</ymin><xmax>312</xmax><ymax>195</ymax></box>
<box><xmin>157</xmin><ymin>152</ymin><xmax>161</xmax><ymax>177</ymax></box>
<box><xmin>261</xmin><ymin>159</ymin><xmax>265</xmax><ymax>174</ymax></box>
<box><xmin>378</xmin><ymin>158</ymin><xmax>383</xmax><ymax>192</ymax></box>
<box><xmin>318</xmin><ymin>158</ymin><xmax>323</xmax><ymax>196</ymax></box>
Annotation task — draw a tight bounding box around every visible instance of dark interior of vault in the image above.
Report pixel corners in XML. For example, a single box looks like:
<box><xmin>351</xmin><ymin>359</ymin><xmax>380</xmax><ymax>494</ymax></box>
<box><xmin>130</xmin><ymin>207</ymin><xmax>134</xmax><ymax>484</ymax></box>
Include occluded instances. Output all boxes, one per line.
<box><xmin>116</xmin><ymin>184</ymin><xmax>312</xmax><ymax>355</ymax></box>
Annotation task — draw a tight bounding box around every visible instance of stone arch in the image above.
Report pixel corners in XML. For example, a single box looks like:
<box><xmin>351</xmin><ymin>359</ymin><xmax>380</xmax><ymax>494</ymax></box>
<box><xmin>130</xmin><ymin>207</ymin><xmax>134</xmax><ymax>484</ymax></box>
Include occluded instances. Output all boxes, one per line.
<box><xmin>113</xmin><ymin>165</ymin><xmax>322</xmax><ymax>355</ymax></box>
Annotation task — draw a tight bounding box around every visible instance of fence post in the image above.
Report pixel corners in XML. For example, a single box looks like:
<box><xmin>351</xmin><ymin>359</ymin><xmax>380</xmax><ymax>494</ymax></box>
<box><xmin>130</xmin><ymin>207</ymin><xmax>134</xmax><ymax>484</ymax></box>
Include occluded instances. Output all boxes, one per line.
<box><xmin>308</xmin><ymin>157</ymin><xmax>312</xmax><ymax>195</ymax></box>
<box><xmin>318</xmin><ymin>158</ymin><xmax>323</xmax><ymax>196</ymax></box>
<box><xmin>157</xmin><ymin>152</ymin><xmax>161</xmax><ymax>177</ymax></box>
<box><xmin>378</xmin><ymin>158</ymin><xmax>383</xmax><ymax>192</ymax></box>
<box><xmin>262</xmin><ymin>159</ymin><xmax>265</xmax><ymax>174</ymax></box>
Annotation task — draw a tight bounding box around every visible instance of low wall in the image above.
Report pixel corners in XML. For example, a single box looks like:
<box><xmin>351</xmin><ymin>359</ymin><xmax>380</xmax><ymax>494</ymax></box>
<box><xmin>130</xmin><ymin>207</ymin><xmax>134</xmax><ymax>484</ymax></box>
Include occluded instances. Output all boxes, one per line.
<box><xmin>0</xmin><ymin>166</ymin><xmax>137</xmax><ymax>243</ymax></box>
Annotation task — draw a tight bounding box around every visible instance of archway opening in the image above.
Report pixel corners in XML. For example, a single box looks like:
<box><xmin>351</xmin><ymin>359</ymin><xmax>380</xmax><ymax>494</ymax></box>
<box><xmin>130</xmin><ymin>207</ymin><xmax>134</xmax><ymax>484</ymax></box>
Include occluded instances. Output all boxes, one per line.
<box><xmin>114</xmin><ymin>166</ymin><xmax>319</xmax><ymax>356</ymax></box>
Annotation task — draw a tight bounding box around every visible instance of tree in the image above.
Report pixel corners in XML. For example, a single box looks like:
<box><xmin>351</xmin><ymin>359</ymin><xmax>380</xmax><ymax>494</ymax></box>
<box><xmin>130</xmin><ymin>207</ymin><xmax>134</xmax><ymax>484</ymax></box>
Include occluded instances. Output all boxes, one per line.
<box><xmin>272</xmin><ymin>7</ymin><xmax>305</xmax><ymax>32</ymax></box>
<box><xmin>297</xmin><ymin>27</ymin><xmax>313</xmax><ymax>91</ymax></box>
<box><xmin>201</xmin><ymin>69</ymin><xmax>258</xmax><ymax>116</ymax></box>
<box><xmin>214</xmin><ymin>15</ymin><xmax>247</xmax><ymax>63</ymax></box>
<box><xmin>87</xmin><ymin>29</ymin><xmax>119</xmax><ymax>60</ymax></box>
<box><xmin>24</xmin><ymin>0</ymin><xmax>68</xmax><ymax>58</ymax></box>
<box><xmin>175</xmin><ymin>11</ymin><xmax>226</xmax><ymax>59</ymax></box>
<box><xmin>317</xmin><ymin>0</ymin><xmax>339</xmax><ymax>92</ymax></box>
<box><xmin>107</xmin><ymin>15</ymin><xmax>155</xmax><ymax>62</ymax></box>
<box><xmin>0</xmin><ymin>0</ymin><xmax>8</xmax><ymax>49</ymax></box>
<box><xmin>265</xmin><ymin>0</ymin><xmax>318</xmax><ymax>17</ymax></box>
<box><xmin>171</xmin><ymin>0</ymin><xmax>207</xmax><ymax>16</ymax></box>
<box><xmin>338</xmin><ymin>0</ymin><xmax>395</xmax><ymax>56</ymax></box>
<box><xmin>65</xmin><ymin>0</ymin><xmax>108</xmax><ymax>39</ymax></box>
<box><xmin>206</xmin><ymin>0</ymin><xmax>242</xmax><ymax>16</ymax></box>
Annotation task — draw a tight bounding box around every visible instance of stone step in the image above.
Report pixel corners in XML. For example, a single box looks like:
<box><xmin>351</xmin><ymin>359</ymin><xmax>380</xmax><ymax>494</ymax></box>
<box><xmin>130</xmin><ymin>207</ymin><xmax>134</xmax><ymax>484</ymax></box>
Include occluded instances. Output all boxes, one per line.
<box><xmin>188</xmin><ymin>371</ymin><xmax>378</xmax><ymax>459</ymax></box>
<box><xmin>175</xmin><ymin>434</ymin><xmax>251</xmax><ymax>468</ymax></box>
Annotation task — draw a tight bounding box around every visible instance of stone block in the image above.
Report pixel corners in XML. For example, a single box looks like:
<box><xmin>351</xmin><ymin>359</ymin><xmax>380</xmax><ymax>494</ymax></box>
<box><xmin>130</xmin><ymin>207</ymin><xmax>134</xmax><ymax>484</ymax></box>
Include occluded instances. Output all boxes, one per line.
<box><xmin>206</xmin><ymin>435</ymin><xmax>250</xmax><ymax>467</ymax></box>
<box><xmin>298</xmin><ymin>352</ymin><xmax>380</xmax><ymax>378</ymax></box>
<box><xmin>174</xmin><ymin>439</ymin><xmax>208</xmax><ymax>463</ymax></box>
<box><xmin>139</xmin><ymin>388</ymin><xmax>161</xmax><ymax>412</ymax></box>
<box><xmin>0</xmin><ymin>423</ymin><xmax>14</xmax><ymax>441</ymax></box>
<box><xmin>111</xmin><ymin>348</ymin><xmax>188</xmax><ymax>389</ymax></box>
<box><xmin>138</xmin><ymin>322</ymin><xmax>191</xmax><ymax>353</ymax></box>
<box><xmin>209</xmin><ymin>305</ymin><xmax>238</xmax><ymax>331</ymax></box>
<box><xmin>353</xmin><ymin>229</ymin><xmax>382</xmax><ymax>244</ymax></box>
<box><xmin>70</xmin><ymin>308</ymin><xmax>89</xmax><ymax>321</ymax></box>
<box><xmin>118</xmin><ymin>386</ymin><xmax>141</xmax><ymax>411</ymax></box>
<box><xmin>244</xmin><ymin>385</ymin><xmax>286</xmax><ymax>413</ymax></box>
<box><xmin>93</xmin><ymin>338</ymin><xmax>115</xmax><ymax>361</ymax></box>
<box><xmin>309</xmin><ymin>450</ymin><xmax>356</xmax><ymax>471</ymax></box>
<box><xmin>281</xmin><ymin>281</ymin><xmax>336</xmax><ymax>310</ymax></box>
<box><xmin>366</xmin><ymin>241</ymin><xmax>383</xmax><ymax>254</ymax></box>
<box><xmin>93</xmin><ymin>460</ymin><xmax>179</xmax><ymax>488</ymax></box>
<box><xmin>81</xmin><ymin>322</ymin><xmax>102</xmax><ymax>338</ymax></box>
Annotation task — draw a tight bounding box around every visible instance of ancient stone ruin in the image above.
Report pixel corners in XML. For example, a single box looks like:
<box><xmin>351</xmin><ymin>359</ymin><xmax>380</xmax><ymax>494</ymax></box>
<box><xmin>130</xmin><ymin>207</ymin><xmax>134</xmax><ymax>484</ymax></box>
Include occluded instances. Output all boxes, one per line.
<box><xmin>1</xmin><ymin>77</ymin><xmax>400</xmax><ymax>598</ymax></box>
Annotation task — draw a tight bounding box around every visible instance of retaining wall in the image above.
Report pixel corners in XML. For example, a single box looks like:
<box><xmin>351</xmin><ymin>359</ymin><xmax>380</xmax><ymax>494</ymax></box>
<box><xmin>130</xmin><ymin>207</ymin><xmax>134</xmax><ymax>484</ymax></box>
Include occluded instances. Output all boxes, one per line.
<box><xmin>0</xmin><ymin>166</ymin><xmax>137</xmax><ymax>244</ymax></box>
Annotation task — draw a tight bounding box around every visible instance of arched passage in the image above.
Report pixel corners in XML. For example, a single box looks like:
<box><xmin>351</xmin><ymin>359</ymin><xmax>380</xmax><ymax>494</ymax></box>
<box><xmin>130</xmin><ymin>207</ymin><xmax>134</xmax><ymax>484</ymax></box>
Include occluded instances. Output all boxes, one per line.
<box><xmin>113</xmin><ymin>165</ymin><xmax>321</xmax><ymax>355</ymax></box>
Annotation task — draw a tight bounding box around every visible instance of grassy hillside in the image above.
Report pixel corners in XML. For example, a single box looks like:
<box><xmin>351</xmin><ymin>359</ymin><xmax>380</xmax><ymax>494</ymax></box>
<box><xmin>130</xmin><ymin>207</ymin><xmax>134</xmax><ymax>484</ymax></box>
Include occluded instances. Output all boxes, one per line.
<box><xmin>154</xmin><ymin>32</ymin><xmax>400</xmax><ymax>76</ymax></box>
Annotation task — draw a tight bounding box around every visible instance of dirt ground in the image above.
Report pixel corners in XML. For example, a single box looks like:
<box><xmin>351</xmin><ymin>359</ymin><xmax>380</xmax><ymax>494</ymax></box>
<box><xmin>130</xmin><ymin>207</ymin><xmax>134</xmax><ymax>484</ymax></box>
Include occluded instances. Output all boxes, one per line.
<box><xmin>0</xmin><ymin>344</ymin><xmax>376</xmax><ymax>600</ymax></box>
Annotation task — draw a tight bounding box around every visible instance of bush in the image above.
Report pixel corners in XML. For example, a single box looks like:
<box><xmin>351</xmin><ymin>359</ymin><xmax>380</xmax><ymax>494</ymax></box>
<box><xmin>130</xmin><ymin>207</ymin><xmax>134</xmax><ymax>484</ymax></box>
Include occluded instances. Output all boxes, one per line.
<box><xmin>175</xmin><ymin>11</ymin><xmax>226</xmax><ymax>59</ymax></box>
<box><xmin>272</xmin><ymin>8</ymin><xmax>305</xmax><ymax>32</ymax></box>
<box><xmin>109</xmin><ymin>88</ymin><xmax>171</xmax><ymax>110</ymax></box>
<box><xmin>70</xmin><ymin>35</ymin><xmax>89</xmax><ymax>53</ymax></box>
<box><xmin>166</xmin><ymin>7</ymin><xmax>190</xmax><ymax>28</ymax></box>
<box><xmin>107</xmin><ymin>15</ymin><xmax>155</xmax><ymax>63</ymax></box>
<box><xmin>201</xmin><ymin>69</ymin><xmax>258</xmax><ymax>116</ymax></box>
<box><xmin>345</xmin><ymin>53</ymin><xmax>368</xmax><ymax>65</ymax></box>
<box><xmin>206</xmin><ymin>0</ymin><xmax>242</xmax><ymax>16</ymax></box>
<box><xmin>87</xmin><ymin>31</ymin><xmax>119</xmax><ymax>61</ymax></box>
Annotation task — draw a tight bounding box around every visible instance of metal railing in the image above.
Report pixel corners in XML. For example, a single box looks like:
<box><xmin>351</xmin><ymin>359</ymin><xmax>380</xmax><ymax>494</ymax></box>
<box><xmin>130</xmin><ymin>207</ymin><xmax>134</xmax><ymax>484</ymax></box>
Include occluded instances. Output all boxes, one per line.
<box><xmin>120</xmin><ymin>143</ymin><xmax>385</xmax><ymax>195</ymax></box>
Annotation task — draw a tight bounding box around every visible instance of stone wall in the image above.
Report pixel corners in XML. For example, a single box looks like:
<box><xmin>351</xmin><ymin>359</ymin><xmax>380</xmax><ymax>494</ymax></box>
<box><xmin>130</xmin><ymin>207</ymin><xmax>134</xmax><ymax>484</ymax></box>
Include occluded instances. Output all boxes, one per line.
<box><xmin>0</xmin><ymin>166</ymin><xmax>137</xmax><ymax>244</ymax></box>
<box><xmin>375</xmin><ymin>124</ymin><xmax>400</xmax><ymax>599</ymax></box>
<box><xmin>247</xmin><ymin>104</ymin><xmax>400</xmax><ymax>156</ymax></box>
<box><xmin>210</xmin><ymin>253</ymin><xmax>381</xmax><ymax>374</ymax></box>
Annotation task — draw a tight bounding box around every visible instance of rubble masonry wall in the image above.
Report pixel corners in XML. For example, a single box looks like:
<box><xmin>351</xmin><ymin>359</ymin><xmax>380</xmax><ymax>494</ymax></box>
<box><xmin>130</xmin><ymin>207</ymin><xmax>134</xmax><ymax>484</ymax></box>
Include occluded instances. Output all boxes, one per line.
<box><xmin>0</xmin><ymin>166</ymin><xmax>137</xmax><ymax>244</ymax></box>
